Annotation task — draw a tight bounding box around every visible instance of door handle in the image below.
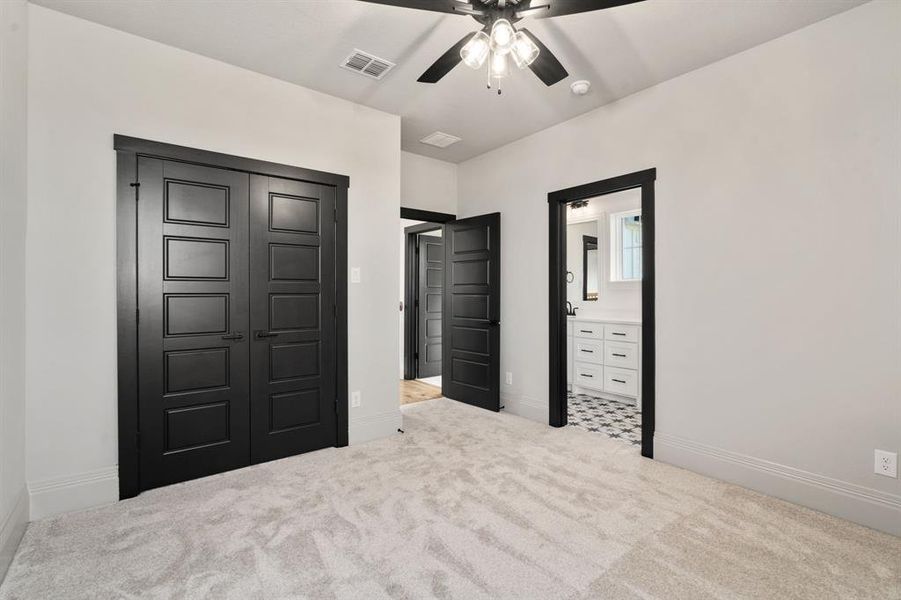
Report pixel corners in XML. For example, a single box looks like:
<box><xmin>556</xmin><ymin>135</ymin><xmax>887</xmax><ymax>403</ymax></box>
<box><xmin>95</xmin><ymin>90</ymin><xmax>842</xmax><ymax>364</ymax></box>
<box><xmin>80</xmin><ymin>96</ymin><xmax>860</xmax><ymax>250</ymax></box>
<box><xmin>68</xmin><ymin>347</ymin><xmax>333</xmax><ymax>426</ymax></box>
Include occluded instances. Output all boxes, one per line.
<box><xmin>255</xmin><ymin>330</ymin><xmax>279</xmax><ymax>339</ymax></box>
<box><xmin>489</xmin><ymin>320</ymin><xmax>501</xmax><ymax>326</ymax></box>
<box><xmin>221</xmin><ymin>331</ymin><xmax>244</xmax><ymax>341</ymax></box>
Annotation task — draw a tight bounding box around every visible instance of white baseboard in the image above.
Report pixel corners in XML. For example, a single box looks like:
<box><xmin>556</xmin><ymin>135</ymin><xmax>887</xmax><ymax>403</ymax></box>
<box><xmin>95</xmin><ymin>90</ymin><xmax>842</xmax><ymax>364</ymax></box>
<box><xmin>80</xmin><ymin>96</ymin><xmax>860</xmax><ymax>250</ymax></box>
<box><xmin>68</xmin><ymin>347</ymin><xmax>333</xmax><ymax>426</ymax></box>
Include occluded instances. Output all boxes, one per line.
<box><xmin>501</xmin><ymin>393</ymin><xmax>547</xmax><ymax>423</ymax></box>
<box><xmin>655</xmin><ymin>432</ymin><xmax>901</xmax><ymax>537</ymax></box>
<box><xmin>0</xmin><ymin>487</ymin><xmax>28</xmax><ymax>582</ymax></box>
<box><xmin>349</xmin><ymin>409</ymin><xmax>402</xmax><ymax>445</ymax></box>
<box><xmin>28</xmin><ymin>467</ymin><xmax>119</xmax><ymax>521</ymax></box>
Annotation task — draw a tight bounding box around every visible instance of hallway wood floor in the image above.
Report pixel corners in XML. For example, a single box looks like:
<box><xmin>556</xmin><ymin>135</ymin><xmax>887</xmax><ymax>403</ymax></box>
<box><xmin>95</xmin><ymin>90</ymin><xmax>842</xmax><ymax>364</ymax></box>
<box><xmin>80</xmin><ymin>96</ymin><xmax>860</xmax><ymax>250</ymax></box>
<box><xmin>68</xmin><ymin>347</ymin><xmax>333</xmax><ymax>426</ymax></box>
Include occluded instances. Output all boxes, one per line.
<box><xmin>399</xmin><ymin>379</ymin><xmax>442</xmax><ymax>406</ymax></box>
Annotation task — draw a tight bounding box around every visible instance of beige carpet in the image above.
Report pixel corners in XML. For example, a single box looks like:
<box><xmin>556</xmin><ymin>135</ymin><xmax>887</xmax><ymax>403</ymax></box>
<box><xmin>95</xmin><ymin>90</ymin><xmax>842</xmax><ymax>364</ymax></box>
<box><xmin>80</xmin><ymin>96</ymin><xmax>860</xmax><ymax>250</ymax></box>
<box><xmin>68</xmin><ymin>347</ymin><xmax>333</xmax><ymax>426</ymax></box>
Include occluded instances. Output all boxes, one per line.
<box><xmin>1</xmin><ymin>398</ymin><xmax>898</xmax><ymax>599</ymax></box>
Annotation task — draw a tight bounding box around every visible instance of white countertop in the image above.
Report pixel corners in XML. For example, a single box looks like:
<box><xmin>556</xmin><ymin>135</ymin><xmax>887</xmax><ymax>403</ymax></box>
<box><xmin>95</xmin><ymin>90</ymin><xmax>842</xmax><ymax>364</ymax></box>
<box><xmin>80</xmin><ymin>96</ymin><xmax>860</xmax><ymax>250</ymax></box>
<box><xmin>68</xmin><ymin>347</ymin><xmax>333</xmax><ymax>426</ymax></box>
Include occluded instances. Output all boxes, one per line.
<box><xmin>567</xmin><ymin>314</ymin><xmax>642</xmax><ymax>325</ymax></box>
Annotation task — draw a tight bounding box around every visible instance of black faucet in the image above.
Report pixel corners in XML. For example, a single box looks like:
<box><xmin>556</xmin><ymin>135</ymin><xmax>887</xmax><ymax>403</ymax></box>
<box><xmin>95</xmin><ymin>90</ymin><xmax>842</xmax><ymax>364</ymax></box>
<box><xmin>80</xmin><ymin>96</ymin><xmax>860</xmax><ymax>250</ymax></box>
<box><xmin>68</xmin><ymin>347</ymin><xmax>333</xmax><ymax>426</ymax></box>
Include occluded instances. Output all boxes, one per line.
<box><xmin>565</xmin><ymin>301</ymin><xmax>577</xmax><ymax>316</ymax></box>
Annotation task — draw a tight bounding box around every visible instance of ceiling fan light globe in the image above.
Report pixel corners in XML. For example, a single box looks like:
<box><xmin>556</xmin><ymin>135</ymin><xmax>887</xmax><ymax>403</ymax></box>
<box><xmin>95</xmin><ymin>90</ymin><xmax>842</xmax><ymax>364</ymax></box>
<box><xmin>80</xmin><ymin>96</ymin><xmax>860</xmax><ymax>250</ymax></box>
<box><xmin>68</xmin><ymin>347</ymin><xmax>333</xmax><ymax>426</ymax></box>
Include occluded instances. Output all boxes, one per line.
<box><xmin>489</xmin><ymin>18</ymin><xmax>515</xmax><ymax>55</ymax></box>
<box><xmin>490</xmin><ymin>51</ymin><xmax>509</xmax><ymax>78</ymax></box>
<box><xmin>511</xmin><ymin>31</ymin><xmax>540</xmax><ymax>68</ymax></box>
<box><xmin>460</xmin><ymin>30</ymin><xmax>490</xmax><ymax>69</ymax></box>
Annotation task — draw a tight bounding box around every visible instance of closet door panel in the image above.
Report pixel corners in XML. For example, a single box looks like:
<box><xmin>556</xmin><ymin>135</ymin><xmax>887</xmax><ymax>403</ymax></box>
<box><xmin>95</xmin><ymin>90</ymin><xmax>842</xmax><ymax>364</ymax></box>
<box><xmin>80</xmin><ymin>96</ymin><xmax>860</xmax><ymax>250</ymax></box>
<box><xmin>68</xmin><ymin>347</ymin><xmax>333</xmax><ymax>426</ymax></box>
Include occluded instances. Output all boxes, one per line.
<box><xmin>249</xmin><ymin>175</ymin><xmax>337</xmax><ymax>462</ymax></box>
<box><xmin>137</xmin><ymin>158</ymin><xmax>251</xmax><ymax>491</ymax></box>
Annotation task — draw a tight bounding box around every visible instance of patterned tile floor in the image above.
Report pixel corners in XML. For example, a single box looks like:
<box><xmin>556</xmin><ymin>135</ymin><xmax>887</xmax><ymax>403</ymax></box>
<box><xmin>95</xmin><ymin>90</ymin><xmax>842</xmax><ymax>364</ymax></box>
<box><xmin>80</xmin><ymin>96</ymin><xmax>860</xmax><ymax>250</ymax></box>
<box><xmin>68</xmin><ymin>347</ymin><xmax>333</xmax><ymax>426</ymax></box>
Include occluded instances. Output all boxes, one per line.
<box><xmin>567</xmin><ymin>391</ymin><xmax>642</xmax><ymax>447</ymax></box>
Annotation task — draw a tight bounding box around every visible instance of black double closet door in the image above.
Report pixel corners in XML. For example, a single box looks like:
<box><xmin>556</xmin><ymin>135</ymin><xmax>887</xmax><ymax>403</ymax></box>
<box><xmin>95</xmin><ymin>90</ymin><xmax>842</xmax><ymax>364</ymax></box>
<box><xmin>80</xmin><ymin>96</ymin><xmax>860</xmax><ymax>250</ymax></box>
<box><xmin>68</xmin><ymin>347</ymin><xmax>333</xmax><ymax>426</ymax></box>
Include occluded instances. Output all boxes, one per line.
<box><xmin>136</xmin><ymin>158</ymin><xmax>336</xmax><ymax>491</ymax></box>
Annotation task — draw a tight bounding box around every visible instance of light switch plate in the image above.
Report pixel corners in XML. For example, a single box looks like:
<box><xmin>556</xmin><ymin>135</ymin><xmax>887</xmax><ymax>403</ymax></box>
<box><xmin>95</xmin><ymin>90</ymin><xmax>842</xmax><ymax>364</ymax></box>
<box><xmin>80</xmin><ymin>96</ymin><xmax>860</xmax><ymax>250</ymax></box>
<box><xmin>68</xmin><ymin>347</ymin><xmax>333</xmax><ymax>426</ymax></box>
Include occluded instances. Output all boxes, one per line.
<box><xmin>505</xmin><ymin>372</ymin><xmax>513</xmax><ymax>385</ymax></box>
<box><xmin>350</xmin><ymin>268</ymin><xmax>361</xmax><ymax>283</ymax></box>
<box><xmin>351</xmin><ymin>391</ymin><xmax>361</xmax><ymax>408</ymax></box>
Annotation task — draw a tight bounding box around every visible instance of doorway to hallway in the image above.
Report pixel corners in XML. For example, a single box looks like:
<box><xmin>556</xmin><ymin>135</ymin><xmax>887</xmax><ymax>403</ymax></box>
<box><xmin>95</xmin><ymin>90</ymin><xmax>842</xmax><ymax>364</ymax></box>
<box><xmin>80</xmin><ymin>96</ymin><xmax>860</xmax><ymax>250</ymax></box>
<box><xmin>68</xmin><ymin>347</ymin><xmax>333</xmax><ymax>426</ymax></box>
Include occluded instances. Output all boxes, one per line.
<box><xmin>398</xmin><ymin>207</ymin><xmax>502</xmax><ymax>411</ymax></box>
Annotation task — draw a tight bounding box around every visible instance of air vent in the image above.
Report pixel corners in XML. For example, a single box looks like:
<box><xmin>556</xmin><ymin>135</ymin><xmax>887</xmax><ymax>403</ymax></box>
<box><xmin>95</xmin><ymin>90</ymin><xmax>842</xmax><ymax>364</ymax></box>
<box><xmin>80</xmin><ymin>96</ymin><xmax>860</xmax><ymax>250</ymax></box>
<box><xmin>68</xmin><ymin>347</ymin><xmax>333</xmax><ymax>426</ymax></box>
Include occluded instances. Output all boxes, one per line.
<box><xmin>340</xmin><ymin>49</ymin><xmax>395</xmax><ymax>80</ymax></box>
<box><xmin>420</xmin><ymin>131</ymin><xmax>462</xmax><ymax>149</ymax></box>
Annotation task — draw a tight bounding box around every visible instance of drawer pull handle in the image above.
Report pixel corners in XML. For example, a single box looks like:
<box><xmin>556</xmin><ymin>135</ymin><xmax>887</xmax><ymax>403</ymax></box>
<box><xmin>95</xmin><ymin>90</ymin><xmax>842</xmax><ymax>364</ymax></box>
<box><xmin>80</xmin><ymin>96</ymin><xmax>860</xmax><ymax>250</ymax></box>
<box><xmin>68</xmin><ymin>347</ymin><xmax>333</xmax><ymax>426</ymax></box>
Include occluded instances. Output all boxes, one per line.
<box><xmin>612</xmin><ymin>378</ymin><xmax>626</xmax><ymax>384</ymax></box>
<box><xmin>612</xmin><ymin>353</ymin><xmax>626</xmax><ymax>357</ymax></box>
<box><xmin>579</xmin><ymin>330</ymin><xmax>593</xmax><ymax>333</ymax></box>
<box><xmin>581</xmin><ymin>349</ymin><xmax>594</xmax><ymax>353</ymax></box>
<box><xmin>581</xmin><ymin>374</ymin><xmax>593</xmax><ymax>378</ymax></box>
<box><xmin>612</xmin><ymin>332</ymin><xmax>626</xmax><ymax>336</ymax></box>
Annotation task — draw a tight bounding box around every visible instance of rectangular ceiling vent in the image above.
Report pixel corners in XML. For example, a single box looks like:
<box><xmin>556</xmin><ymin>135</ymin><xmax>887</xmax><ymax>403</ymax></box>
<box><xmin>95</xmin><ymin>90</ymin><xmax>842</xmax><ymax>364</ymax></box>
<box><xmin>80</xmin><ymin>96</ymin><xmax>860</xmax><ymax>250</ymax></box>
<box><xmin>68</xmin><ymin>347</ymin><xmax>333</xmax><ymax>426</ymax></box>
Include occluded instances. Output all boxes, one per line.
<box><xmin>340</xmin><ymin>49</ymin><xmax>395</xmax><ymax>80</ymax></box>
<box><xmin>420</xmin><ymin>131</ymin><xmax>462</xmax><ymax>149</ymax></box>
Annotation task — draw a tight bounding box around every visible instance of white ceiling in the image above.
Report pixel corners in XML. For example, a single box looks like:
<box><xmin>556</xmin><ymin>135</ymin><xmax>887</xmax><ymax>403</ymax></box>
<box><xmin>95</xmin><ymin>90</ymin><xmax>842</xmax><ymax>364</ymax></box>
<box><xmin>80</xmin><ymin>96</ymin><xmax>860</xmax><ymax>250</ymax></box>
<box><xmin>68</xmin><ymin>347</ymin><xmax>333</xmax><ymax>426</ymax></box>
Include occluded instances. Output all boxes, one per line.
<box><xmin>32</xmin><ymin>0</ymin><xmax>866</xmax><ymax>163</ymax></box>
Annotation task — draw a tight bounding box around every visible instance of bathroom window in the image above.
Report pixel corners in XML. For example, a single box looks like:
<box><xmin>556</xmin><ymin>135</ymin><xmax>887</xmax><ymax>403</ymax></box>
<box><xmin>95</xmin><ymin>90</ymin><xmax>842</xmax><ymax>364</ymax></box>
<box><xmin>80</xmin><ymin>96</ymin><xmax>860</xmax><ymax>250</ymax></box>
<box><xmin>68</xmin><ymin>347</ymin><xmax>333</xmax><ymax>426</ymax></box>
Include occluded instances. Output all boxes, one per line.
<box><xmin>610</xmin><ymin>209</ymin><xmax>642</xmax><ymax>282</ymax></box>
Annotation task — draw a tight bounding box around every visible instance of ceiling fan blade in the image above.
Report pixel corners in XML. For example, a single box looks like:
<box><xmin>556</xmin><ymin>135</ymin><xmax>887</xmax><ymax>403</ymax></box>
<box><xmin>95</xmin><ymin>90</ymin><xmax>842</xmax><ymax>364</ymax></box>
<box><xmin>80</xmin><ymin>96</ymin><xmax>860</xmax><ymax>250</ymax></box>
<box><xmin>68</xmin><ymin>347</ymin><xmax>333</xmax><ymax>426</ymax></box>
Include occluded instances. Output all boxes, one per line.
<box><xmin>357</xmin><ymin>0</ymin><xmax>473</xmax><ymax>16</ymax></box>
<box><xmin>518</xmin><ymin>28</ymin><xmax>568</xmax><ymax>86</ymax></box>
<box><xmin>417</xmin><ymin>33</ymin><xmax>475</xmax><ymax>83</ymax></box>
<box><xmin>519</xmin><ymin>0</ymin><xmax>644</xmax><ymax>19</ymax></box>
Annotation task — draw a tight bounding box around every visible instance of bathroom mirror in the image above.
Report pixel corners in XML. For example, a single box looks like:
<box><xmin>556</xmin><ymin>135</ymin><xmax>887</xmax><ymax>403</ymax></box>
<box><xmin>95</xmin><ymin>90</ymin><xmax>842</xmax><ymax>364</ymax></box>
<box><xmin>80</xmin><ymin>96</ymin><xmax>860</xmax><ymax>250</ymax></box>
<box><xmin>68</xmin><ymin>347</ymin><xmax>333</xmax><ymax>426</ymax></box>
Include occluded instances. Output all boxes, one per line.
<box><xmin>582</xmin><ymin>235</ymin><xmax>598</xmax><ymax>301</ymax></box>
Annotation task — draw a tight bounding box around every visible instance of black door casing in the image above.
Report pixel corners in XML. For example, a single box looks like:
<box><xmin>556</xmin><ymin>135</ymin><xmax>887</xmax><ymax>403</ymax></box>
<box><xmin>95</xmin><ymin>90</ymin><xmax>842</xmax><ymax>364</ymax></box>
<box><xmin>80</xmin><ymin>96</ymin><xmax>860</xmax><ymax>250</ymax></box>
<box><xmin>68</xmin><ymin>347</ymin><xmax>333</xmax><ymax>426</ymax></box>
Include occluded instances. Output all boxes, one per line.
<box><xmin>417</xmin><ymin>234</ymin><xmax>443</xmax><ymax>378</ymax></box>
<box><xmin>442</xmin><ymin>213</ymin><xmax>501</xmax><ymax>411</ymax></box>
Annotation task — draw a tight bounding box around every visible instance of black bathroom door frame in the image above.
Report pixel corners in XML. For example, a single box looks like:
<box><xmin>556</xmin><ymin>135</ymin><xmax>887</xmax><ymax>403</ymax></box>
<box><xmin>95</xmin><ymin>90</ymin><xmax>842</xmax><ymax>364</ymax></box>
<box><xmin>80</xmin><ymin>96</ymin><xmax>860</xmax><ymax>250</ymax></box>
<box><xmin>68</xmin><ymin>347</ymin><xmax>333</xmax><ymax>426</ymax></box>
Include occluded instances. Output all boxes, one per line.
<box><xmin>116</xmin><ymin>135</ymin><xmax>349</xmax><ymax>499</ymax></box>
<box><xmin>548</xmin><ymin>168</ymin><xmax>656</xmax><ymax>458</ymax></box>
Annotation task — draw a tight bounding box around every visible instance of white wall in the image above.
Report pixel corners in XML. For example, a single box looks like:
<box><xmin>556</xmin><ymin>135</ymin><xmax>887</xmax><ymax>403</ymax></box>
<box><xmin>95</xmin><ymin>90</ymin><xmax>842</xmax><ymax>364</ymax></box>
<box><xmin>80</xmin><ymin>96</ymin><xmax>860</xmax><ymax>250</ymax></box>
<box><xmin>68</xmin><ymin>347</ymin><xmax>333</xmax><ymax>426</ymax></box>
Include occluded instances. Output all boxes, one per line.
<box><xmin>26</xmin><ymin>5</ymin><xmax>401</xmax><ymax>519</ymax></box>
<box><xmin>401</xmin><ymin>151</ymin><xmax>457</xmax><ymax>214</ymax></box>
<box><xmin>566</xmin><ymin>189</ymin><xmax>642</xmax><ymax>318</ymax></box>
<box><xmin>0</xmin><ymin>0</ymin><xmax>30</xmax><ymax>577</ymax></box>
<box><xmin>458</xmin><ymin>1</ymin><xmax>901</xmax><ymax>535</ymax></box>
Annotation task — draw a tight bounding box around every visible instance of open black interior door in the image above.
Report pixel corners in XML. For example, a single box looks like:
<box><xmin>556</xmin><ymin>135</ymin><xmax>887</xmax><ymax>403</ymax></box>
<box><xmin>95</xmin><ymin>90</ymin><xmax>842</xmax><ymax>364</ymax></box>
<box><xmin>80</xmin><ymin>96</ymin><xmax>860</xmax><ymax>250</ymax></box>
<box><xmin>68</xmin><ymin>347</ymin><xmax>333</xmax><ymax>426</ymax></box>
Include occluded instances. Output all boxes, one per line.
<box><xmin>442</xmin><ymin>213</ymin><xmax>501</xmax><ymax>411</ymax></box>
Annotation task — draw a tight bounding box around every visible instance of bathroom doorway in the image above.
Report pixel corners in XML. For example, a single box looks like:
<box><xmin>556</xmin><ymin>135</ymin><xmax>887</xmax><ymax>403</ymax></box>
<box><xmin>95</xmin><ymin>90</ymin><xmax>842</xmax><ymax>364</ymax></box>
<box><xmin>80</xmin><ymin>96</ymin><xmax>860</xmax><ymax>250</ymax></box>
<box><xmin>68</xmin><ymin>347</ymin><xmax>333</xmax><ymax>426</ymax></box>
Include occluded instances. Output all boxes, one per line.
<box><xmin>548</xmin><ymin>169</ymin><xmax>656</xmax><ymax>458</ymax></box>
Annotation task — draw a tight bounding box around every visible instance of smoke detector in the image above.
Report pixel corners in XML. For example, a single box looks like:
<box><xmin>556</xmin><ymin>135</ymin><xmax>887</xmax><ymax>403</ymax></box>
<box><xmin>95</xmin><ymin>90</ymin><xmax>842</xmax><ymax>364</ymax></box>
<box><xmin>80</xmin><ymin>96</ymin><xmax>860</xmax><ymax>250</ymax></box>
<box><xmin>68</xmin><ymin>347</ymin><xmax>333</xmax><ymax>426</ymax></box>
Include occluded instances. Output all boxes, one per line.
<box><xmin>570</xmin><ymin>80</ymin><xmax>591</xmax><ymax>96</ymax></box>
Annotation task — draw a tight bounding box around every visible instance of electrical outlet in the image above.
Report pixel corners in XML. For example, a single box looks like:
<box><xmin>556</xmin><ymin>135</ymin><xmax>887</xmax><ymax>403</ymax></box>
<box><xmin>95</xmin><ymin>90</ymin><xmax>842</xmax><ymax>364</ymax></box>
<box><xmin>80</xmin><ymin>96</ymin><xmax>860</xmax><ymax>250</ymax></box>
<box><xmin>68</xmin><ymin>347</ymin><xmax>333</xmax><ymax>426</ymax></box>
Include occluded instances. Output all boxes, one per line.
<box><xmin>505</xmin><ymin>372</ymin><xmax>513</xmax><ymax>385</ymax></box>
<box><xmin>350</xmin><ymin>267</ymin><xmax>361</xmax><ymax>284</ymax></box>
<box><xmin>351</xmin><ymin>391</ymin><xmax>361</xmax><ymax>408</ymax></box>
<box><xmin>874</xmin><ymin>450</ymin><xmax>897</xmax><ymax>478</ymax></box>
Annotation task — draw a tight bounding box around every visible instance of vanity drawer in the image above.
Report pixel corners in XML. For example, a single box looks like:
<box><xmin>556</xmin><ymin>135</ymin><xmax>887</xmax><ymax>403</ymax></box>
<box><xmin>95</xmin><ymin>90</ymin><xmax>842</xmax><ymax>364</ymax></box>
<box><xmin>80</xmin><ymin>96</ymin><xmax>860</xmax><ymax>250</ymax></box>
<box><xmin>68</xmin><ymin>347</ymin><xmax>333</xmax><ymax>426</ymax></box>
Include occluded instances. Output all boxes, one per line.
<box><xmin>604</xmin><ymin>366</ymin><xmax>638</xmax><ymax>398</ymax></box>
<box><xmin>573</xmin><ymin>339</ymin><xmax>604</xmax><ymax>364</ymax></box>
<box><xmin>574</xmin><ymin>362</ymin><xmax>603</xmax><ymax>389</ymax></box>
<box><xmin>605</xmin><ymin>323</ymin><xmax>639</xmax><ymax>343</ymax></box>
<box><xmin>604</xmin><ymin>341</ymin><xmax>638</xmax><ymax>369</ymax></box>
<box><xmin>573</xmin><ymin>322</ymin><xmax>604</xmax><ymax>339</ymax></box>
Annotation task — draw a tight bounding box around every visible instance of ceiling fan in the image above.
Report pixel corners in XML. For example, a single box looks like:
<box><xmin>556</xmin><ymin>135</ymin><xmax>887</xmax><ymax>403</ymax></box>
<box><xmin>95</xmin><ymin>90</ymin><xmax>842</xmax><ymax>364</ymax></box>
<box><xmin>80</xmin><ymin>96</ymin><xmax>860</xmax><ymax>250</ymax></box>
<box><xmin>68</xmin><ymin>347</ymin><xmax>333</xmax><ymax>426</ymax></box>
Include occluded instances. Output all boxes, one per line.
<box><xmin>359</xmin><ymin>0</ymin><xmax>643</xmax><ymax>92</ymax></box>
